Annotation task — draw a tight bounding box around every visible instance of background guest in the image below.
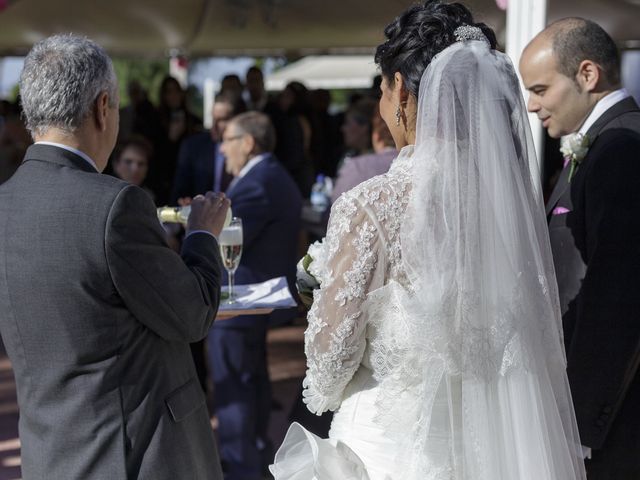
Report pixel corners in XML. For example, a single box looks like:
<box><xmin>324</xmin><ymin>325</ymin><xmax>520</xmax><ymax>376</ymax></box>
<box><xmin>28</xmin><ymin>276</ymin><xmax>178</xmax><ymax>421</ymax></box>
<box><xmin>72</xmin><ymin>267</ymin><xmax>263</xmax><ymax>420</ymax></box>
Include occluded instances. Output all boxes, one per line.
<box><xmin>244</xmin><ymin>66</ymin><xmax>269</xmax><ymax>112</ymax></box>
<box><xmin>0</xmin><ymin>98</ymin><xmax>31</xmax><ymax>185</ymax></box>
<box><xmin>171</xmin><ymin>91</ymin><xmax>245</xmax><ymax>205</ymax></box>
<box><xmin>331</xmin><ymin>106</ymin><xmax>397</xmax><ymax>202</ymax></box>
<box><xmin>268</xmin><ymin>81</ymin><xmax>315</xmax><ymax>197</ymax></box>
<box><xmin>209</xmin><ymin>111</ymin><xmax>302</xmax><ymax>480</ymax></box>
<box><xmin>118</xmin><ymin>81</ymin><xmax>163</xmax><ymax>143</ymax></box>
<box><xmin>151</xmin><ymin>75</ymin><xmax>202</xmax><ymax>204</ymax></box>
<box><xmin>309</xmin><ymin>88</ymin><xmax>343</xmax><ymax>177</ymax></box>
<box><xmin>340</xmin><ymin>96</ymin><xmax>377</xmax><ymax>159</ymax></box>
<box><xmin>220</xmin><ymin>74</ymin><xmax>245</xmax><ymax>101</ymax></box>
<box><xmin>112</xmin><ymin>135</ymin><xmax>155</xmax><ymax>201</ymax></box>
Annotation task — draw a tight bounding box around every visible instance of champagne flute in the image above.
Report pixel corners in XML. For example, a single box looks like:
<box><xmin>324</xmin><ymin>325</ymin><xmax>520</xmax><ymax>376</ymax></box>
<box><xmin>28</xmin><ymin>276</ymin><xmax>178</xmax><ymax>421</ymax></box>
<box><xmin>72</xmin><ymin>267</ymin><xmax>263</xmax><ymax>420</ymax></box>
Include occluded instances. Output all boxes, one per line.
<box><xmin>218</xmin><ymin>217</ymin><xmax>243</xmax><ymax>303</ymax></box>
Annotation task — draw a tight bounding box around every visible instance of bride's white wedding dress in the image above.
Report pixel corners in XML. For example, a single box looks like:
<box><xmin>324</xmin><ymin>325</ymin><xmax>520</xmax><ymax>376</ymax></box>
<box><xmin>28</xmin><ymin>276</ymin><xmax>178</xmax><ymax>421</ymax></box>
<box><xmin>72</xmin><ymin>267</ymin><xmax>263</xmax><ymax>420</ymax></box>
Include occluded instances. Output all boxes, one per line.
<box><xmin>271</xmin><ymin>39</ymin><xmax>586</xmax><ymax>480</ymax></box>
<box><xmin>272</xmin><ymin>147</ymin><xmax>416</xmax><ymax>480</ymax></box>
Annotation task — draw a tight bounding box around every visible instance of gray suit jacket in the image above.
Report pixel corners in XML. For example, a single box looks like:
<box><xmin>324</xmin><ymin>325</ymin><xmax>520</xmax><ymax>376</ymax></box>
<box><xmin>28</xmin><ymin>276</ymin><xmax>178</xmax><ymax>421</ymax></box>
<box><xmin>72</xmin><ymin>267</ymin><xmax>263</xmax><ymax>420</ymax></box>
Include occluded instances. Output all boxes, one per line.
<box><xmin>0</xmin><ymin>144</ymin><xmax>224</xmax><ymax>479</ymax></box>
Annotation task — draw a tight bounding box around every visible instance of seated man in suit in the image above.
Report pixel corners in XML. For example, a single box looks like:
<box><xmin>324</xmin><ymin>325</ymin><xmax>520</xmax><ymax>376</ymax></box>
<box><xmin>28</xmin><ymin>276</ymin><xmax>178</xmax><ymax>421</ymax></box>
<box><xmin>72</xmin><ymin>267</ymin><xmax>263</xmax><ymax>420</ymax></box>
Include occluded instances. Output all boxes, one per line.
<box><xmin>171</xmin><ymin>91</ymin><xmax>245</xmax><ymax>204</ymax></box>
<box><xmin>0</xmin><ymin>34</ymin><xmax>229</xmax><ymax>479</ymax></box>
<box><xmin>209</xmin><ymin>111</ymin><xmax>302</xmax><ymax>480</ymax></box>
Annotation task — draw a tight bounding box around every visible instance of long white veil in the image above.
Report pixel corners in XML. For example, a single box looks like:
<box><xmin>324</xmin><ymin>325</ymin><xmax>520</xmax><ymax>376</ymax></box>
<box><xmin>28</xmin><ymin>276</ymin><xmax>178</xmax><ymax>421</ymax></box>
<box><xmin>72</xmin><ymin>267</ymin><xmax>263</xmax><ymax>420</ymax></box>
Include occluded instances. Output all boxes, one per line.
<box><xmin>377</xmin><ymin>39</ymin><xmax>586</xmax><ymax>479</ymax></box>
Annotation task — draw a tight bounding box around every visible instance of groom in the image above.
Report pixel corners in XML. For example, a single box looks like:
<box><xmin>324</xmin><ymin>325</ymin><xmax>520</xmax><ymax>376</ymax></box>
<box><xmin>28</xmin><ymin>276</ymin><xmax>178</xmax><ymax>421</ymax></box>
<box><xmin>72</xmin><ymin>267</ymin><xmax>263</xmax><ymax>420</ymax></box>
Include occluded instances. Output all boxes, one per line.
<box><xmin>520</xmin><ymin>18</ymin><xmax>640</xmax><ymax>478</ymax></box>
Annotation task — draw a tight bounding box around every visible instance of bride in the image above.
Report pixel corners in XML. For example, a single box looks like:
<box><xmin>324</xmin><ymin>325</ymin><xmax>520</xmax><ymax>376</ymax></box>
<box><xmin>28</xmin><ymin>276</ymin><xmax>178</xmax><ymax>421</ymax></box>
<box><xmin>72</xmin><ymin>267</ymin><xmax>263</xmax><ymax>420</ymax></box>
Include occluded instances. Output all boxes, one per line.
<box><xmin>271</xmin><ymin>1</ymin><xmax>587</xmax><ymax>479</ymax></box>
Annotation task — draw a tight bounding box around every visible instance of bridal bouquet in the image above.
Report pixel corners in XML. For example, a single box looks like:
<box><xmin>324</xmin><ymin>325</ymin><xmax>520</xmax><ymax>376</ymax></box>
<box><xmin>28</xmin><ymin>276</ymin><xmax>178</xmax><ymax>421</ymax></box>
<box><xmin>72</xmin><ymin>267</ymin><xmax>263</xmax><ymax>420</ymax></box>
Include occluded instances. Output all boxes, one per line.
<box><xmin>296</xmin><ymin>241</ymin><xmax>325</xmax><ymax>308</ymax></box>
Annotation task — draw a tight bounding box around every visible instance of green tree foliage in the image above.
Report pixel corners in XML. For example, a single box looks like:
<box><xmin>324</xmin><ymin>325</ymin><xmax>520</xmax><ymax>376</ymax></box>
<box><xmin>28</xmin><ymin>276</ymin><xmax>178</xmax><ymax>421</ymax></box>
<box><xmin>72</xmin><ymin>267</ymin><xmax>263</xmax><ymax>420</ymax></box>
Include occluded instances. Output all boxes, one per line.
<box><xmin>112</xmin><ymin>58</ymin><xmax>169</xmax><ymax>107</ymax></box>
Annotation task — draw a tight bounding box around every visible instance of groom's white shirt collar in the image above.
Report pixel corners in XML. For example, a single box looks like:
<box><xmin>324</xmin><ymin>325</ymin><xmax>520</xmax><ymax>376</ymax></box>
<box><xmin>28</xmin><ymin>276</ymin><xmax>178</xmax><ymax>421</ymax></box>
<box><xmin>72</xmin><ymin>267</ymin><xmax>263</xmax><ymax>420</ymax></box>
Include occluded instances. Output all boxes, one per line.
<box><xmin>578</xmin><ymin>88</ymin><xmax>630</xmax><ymax>136</ymax></box>
<box><xmin>35</xmin><ymin>141</ymin><xmax>99</xmax><ymax>171</ymax></box>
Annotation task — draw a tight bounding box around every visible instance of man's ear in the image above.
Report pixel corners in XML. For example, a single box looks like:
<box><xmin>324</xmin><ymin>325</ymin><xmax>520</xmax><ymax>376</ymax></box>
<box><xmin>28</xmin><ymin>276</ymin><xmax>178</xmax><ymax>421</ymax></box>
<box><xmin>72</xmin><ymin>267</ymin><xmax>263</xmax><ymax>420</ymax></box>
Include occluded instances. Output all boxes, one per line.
<box><xmin>94</xmin><ymin>91</ymin><xmax>110</xmax><ymax>131</ymax></box>
<box><xmin>576</xmin><ymin>60</ymin><xmax>601</xmax><ymax>93</ymax></box>
<box><xmin>242</xmin><ymin>134</ymin><xmax>256</xmax><ymax>157</ymax></box>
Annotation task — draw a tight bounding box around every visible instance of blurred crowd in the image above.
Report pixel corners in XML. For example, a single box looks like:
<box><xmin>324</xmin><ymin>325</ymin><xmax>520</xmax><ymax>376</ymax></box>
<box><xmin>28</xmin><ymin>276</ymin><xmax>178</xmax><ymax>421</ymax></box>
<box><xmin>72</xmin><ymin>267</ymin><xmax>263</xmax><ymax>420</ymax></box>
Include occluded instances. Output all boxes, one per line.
<box><xmin>0</xmin><ymin>66</ymin><xmax>397</xmax><ymax>210</ymax></box>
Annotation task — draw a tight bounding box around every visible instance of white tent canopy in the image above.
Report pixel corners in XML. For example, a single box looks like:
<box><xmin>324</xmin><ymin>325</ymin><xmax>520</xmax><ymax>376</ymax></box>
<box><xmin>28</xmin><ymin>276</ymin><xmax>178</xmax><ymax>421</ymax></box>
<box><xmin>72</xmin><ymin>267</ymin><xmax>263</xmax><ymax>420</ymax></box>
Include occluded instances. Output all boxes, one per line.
<box><xmin>265</xmin><ymin>55</ymin><xmax>378</xmax><ymax>91</ymax></box>
<box><xmin>0</xmin><ymin>0</ymin><xmax>638</xmax><ymax>57</ymax></box>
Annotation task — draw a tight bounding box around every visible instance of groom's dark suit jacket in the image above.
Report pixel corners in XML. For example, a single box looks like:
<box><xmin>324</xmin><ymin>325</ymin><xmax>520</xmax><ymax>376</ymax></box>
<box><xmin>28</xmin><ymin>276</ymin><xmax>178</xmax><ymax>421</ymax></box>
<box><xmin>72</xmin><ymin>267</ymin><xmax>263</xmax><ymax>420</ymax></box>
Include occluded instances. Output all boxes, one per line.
<box><xmin>0</xmin><ymin>144</ymin><xmax>224</xmax><ymax>479</ymax></box>
<box><xmin>546</xmin><ymin>97</ymin><xmax>640</xmax><ymax>475</ymax></box>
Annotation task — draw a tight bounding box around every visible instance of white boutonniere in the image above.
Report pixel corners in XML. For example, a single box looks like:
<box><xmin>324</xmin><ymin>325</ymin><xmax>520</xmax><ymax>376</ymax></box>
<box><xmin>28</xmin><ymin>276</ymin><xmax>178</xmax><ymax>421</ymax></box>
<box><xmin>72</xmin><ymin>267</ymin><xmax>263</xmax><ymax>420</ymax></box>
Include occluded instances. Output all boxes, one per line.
<box><xmin>295</xmin><ymin>240</ymin><xmax>326</xmax><ymax>308</ymax></box>
<box><xmin>560</xmin><ymin>133</ymin><xmax>590</xmax><ymax>182</ymax></box>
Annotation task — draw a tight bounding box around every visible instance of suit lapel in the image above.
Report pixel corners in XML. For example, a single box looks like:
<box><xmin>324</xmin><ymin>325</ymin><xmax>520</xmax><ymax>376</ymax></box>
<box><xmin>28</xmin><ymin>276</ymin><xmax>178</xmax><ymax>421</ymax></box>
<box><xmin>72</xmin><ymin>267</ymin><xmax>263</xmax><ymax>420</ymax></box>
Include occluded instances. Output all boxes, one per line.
<box><xmin>546</xmin><ymin>163</ymin><xmax>572</xmax><ymax>216</ymax></box>
<box><xmin>545</xmin><ymin>97</ymin><xmax>640</xmax><ymax>217</ymax></box>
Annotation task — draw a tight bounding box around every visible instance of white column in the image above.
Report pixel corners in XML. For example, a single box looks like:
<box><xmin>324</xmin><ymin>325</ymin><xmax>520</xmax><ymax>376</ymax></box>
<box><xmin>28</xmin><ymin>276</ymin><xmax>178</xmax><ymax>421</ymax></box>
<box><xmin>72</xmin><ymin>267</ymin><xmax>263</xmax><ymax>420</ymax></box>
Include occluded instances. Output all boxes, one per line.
<box><xmin>203</xmin><ymin>78</ymin><xmax>219</xmax><ymax>130</ymax></box>
<box><xmin>505</xmin><ymin>0</ymin><xmax>547</xmax><ymax>184</ymax></box>
<box><xmin>622</xmin><ymin>50</ymin><xmax>640</xmax><ymax>104</ymax></box>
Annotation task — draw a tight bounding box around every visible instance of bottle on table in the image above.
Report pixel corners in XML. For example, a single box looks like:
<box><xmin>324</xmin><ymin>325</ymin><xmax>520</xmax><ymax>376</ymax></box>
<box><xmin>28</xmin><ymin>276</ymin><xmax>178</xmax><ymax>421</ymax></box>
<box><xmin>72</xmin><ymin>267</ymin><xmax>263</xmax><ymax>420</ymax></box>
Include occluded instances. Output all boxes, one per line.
<box><xmin>310</xmin><ymin>174</ymin><xmax>333</xmax><ymax>211</ymax></box>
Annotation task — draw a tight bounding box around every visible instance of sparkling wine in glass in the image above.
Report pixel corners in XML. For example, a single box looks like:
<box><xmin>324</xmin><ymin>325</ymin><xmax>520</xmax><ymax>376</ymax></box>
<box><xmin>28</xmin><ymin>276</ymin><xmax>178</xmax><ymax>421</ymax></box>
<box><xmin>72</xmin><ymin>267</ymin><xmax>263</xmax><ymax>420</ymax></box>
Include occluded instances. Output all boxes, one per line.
<box><xmin>219</xmin><ymin>217</ymin><xmax>243</xmax><ymax>303</ymax></box>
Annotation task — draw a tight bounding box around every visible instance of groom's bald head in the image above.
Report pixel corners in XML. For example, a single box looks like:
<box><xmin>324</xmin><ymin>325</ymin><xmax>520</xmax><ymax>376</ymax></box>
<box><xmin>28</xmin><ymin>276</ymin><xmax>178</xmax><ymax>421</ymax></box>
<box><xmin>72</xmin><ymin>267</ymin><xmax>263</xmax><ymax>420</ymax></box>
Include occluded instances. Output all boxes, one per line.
<box><xmin>536</xmin><ymin>18</ymin><xmax>620</xmax><ymax>87</ymax></box>
<box><xmin>519</xmin><ymin>18</ymin><xmax>620</xmax><ymax>137</ymax></box>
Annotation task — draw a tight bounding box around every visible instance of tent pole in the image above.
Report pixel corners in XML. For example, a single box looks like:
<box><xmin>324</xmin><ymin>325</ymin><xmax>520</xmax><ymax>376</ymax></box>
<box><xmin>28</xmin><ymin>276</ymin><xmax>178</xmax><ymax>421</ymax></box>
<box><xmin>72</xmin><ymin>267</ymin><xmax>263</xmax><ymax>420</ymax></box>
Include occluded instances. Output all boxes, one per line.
<box><xmin>505</xmin><ymin>0</ymin><xmax>548</xmax><ymax>188</ymax></box>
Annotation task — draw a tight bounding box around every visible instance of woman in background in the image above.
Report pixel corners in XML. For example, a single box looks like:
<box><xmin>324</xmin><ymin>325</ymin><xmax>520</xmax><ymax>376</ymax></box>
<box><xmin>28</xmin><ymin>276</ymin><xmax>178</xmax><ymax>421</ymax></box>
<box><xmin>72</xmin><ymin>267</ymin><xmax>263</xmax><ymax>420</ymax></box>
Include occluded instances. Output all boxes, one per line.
<box><xmin>112</xmin><ymin>135</ymin><xmax>155</xmax><ymax>202</ymax></box>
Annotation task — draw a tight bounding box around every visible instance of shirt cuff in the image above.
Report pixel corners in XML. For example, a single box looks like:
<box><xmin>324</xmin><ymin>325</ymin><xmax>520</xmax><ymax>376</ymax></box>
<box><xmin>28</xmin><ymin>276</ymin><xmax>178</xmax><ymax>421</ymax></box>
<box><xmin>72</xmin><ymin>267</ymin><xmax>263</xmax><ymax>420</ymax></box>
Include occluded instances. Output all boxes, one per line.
<box><xmin>582</xmin><ymin>446</ymin><xmax>592</xmax><ymax>459</ymax></box>
<box><xmin>185</xmin><ymin>230</ymin><xmax>217</xmax><ymax>241</ymax></box>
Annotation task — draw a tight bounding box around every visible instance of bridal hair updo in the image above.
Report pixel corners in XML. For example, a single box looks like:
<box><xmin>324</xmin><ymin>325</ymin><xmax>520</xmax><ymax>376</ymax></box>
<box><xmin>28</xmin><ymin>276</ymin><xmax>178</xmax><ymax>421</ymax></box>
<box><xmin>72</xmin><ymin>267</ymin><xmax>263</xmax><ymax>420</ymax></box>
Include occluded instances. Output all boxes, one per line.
<box><xmin>374</xmin><ymin>0</ymin><xmax>497</xmax><ymax>98</ymax></box>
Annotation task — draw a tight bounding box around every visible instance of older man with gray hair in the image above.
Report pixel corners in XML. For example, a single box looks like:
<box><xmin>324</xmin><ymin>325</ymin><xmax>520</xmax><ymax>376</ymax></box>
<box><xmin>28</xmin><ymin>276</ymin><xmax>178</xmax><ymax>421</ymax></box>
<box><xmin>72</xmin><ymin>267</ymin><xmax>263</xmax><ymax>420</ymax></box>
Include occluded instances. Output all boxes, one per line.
<box><xmin>0</xmin><ymin>35</ymin><xmax>228</xmax><ymax>479</ymax></box>
<box><xmin>209</xmin><ymin>111</ymin><xmax>301</xmax><ymax>479</ymax></box>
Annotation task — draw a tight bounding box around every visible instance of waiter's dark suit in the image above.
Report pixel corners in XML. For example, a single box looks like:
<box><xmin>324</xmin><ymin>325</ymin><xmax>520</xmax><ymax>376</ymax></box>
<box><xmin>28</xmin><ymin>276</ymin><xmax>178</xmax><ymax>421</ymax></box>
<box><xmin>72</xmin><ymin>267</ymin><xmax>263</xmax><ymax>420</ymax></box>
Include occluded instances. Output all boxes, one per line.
<box><xmin>0</xmin><ymin>144</ymin><xmax>224</xmax><ymax>479</ymax></box>
<box><xmin>546</xmin><ymin>96</ymin><xmax>640</xmax><ymax>478</ymax></box>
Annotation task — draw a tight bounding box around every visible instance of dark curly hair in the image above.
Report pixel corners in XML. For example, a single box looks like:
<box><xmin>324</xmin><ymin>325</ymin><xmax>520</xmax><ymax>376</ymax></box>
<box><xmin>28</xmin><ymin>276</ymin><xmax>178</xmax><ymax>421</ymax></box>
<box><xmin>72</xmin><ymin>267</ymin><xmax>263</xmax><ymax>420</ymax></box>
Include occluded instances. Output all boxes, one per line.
<box><xmin>375</xmin><ymin>0</ymin><xmax>497</xmax><ymax>98</ymax></box>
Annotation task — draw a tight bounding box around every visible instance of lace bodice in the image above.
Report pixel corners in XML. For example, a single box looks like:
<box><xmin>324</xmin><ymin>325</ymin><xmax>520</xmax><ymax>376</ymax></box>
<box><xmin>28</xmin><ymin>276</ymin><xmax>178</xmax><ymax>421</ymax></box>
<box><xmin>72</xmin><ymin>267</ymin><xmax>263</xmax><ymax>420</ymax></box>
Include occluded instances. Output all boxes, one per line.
<box><xmin>303</xmin><ymin>146</ymin><xmax>414</xmax><ymax>414</ymax></box>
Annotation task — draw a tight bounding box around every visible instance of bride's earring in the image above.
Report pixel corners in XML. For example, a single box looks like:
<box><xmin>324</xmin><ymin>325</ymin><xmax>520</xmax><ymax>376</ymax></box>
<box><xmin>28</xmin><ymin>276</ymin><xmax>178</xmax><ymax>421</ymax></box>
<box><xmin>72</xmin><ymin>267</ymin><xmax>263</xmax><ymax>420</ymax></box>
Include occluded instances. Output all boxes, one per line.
<box><xmin>395</xmin><ymin>105</ymin><xmax>402</xmax><ymax>126</ymax></box>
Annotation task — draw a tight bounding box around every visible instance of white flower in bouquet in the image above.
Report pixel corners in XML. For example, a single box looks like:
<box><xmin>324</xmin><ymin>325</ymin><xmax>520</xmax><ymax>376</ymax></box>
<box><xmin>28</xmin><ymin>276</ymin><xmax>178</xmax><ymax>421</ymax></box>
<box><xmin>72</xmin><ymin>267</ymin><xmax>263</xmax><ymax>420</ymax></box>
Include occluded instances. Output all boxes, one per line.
<box><xmin>306</xmin><ymin>241</ymin><xmax>327</xmax><ymax>284</ymax></box>
<box><xmin>296</xmin><ymin>240</ymin><xmax>326</xmax><ymax>307</ymax></box>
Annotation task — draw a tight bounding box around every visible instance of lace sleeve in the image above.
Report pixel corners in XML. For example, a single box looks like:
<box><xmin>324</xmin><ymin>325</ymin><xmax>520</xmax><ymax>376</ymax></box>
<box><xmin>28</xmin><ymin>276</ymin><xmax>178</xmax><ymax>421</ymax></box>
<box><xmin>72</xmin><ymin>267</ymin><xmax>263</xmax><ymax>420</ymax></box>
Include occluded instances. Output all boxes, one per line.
<box><xmin>302</xmin><ymin>192</ymin><xmax>382</xmax><ymax>414</ymax></box>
